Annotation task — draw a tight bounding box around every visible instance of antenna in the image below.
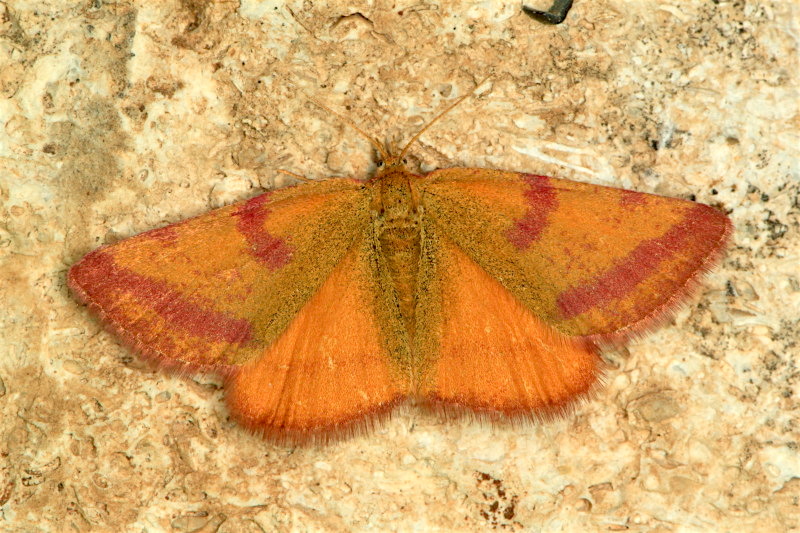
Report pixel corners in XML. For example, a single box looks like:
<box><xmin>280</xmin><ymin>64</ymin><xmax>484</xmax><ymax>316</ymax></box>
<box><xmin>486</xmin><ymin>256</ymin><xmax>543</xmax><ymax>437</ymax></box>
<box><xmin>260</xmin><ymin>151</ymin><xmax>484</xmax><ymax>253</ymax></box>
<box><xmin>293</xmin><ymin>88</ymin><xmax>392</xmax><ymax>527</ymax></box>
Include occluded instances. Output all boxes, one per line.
<box><xmin>309</xmin><ymin>98</ymin><xmax>390</xmax><ymax>161</ymax></box>
<box><xmin>398</xmin><ymin>76</ymin><xmax>492</xmax><ymax>160</ymax></box>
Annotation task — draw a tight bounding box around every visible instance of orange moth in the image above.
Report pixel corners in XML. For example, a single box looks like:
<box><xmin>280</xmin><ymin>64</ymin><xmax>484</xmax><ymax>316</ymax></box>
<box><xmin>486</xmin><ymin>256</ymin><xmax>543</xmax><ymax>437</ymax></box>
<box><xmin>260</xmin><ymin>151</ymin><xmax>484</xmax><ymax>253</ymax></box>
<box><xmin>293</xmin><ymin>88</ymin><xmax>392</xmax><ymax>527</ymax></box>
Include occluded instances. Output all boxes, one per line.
<box><xmin>69</xmin><ymin>85</ymin><xmax>732</xmax><ymax>444</ymax></box>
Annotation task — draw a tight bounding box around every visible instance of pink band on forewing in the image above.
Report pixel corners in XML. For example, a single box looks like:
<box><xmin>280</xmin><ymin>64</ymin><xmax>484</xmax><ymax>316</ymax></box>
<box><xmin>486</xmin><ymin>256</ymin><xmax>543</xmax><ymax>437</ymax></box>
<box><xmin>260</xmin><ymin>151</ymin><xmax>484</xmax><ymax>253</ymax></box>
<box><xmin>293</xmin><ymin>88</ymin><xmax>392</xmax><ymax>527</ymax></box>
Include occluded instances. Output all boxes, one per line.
<box><xmin>619</xmin><ymin>189</ymin><xmax>648</xmax><ymax>207</ymax></box>
<box><xmin>505</xmin><ymin>175</ymin><xmax>557</xmax><ymax>250</ymax></box>
<box><xmin>556</xmin><ymin>204</ymin><xmax>724</xmax><ymax>320</ymax></box>
<box><xmin>234</xmin><ymin>194</ymin><xmax>293</xmax><ymax>270</ymax></box>
<box><xmin>71</xmin><ymin>250</ymin><xmax>253</xmax><ymax>345</ymax></box>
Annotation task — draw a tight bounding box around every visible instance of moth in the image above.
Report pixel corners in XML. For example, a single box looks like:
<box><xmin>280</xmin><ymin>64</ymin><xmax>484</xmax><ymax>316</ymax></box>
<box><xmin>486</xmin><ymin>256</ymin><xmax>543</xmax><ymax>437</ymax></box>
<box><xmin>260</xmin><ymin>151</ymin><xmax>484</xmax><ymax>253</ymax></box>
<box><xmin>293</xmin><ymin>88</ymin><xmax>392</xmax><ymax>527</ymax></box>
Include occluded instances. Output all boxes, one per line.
<box><xmin>69</xmin><ymin>87</ymin><xmax>732</xmax><ymax>444</ymax></box>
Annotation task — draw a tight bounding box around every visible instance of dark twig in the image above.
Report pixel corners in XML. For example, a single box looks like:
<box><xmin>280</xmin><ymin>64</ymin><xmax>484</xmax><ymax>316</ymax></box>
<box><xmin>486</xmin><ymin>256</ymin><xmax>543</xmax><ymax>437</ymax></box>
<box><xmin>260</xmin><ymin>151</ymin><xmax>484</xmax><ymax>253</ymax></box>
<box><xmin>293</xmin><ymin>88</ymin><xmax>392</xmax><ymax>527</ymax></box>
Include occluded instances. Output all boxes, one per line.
<box><xmin>522</xmin><ymin>0</ymin><xmax>573</xmax><ymax>24</ymax></box>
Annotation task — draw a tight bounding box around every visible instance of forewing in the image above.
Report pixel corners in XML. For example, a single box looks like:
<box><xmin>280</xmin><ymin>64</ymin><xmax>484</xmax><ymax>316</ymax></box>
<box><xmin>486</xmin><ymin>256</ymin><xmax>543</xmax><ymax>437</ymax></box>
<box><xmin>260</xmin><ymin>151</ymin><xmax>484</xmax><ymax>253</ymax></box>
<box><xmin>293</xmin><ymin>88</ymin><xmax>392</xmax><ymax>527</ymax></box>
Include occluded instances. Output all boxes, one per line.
<box><xmin>69</xmin><ymin>178</ymin><xmax>371</xmax><ymax>372</ymax></box>
<box><xmin>417</xmin><ymin>168</ymin><xmax>732</xmax><ymax>343</ymax></box>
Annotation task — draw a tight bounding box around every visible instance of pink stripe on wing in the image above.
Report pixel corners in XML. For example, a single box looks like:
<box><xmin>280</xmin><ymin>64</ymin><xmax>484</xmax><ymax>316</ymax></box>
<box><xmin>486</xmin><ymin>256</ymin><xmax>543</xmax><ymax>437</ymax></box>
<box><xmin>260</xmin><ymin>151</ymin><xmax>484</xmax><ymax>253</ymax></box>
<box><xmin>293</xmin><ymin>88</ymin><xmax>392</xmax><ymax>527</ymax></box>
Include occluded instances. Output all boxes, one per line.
<box><xmin>505</xmin><ymin>175</ymin><xmax>558</xmax><ymax>250</ymax></box>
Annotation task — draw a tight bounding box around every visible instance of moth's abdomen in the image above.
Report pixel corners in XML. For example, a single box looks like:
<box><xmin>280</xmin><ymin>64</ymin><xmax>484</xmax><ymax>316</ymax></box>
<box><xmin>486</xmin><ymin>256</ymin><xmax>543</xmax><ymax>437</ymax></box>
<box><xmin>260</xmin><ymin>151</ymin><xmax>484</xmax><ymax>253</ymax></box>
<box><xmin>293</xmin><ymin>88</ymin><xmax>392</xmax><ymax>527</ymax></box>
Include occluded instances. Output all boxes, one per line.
<box><xmin>379</xmin><ymin>221</ymin><xmax>421</xmax><ymax>339</ymax></box>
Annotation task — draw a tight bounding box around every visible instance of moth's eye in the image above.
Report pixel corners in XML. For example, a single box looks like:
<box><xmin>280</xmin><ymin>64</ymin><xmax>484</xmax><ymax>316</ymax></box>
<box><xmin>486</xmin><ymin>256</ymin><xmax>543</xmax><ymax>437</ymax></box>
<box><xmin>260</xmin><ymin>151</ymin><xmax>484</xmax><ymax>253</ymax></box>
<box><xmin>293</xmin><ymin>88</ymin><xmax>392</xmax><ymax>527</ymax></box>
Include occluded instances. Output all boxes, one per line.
<box><xmin>377</xmin><ymin>161</ymin><xmax>384</xmax><ymax>167</ymax></box>
<box><xmin>402</xmin><ymin>158</ymin><xmax>408</xmax><ymax>164</ymax></box>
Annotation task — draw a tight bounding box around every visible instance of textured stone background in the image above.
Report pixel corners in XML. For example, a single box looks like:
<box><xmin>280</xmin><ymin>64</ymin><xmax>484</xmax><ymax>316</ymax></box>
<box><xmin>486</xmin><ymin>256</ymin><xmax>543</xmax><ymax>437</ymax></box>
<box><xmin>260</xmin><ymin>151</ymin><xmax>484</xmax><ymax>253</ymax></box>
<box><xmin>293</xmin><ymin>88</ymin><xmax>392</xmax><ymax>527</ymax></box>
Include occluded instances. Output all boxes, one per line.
<box><xmin>1</xmin><ymin>0</ymin><xmax>798</xmax><ymax>531</ymax></box>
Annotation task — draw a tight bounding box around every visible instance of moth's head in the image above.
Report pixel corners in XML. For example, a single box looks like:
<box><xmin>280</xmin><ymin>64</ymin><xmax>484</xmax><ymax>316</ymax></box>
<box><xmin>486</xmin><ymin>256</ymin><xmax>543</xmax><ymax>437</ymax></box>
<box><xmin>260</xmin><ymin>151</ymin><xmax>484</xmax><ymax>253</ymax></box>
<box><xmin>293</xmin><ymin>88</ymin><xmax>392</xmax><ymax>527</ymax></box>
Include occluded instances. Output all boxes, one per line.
<box><xmin>374</xmin><ymin>152</ymin><xmax>410</xmax><ymax>175</ymax></box>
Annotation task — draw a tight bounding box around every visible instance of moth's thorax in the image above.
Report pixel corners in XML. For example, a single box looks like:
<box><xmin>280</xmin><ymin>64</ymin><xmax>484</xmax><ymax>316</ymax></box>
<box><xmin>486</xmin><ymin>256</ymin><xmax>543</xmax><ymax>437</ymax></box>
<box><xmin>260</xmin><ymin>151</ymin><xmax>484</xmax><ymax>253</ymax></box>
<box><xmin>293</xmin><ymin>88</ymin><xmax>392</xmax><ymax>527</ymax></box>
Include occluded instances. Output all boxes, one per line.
<box><xmin>370</xmin><ymin>165</ymin><xmax>418</xmax><ymax>215</ymax></box>
<box><xmin>370</xmin><ymin>164</ymin><xmax>422</xmax><ymax>341</ymax></box>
